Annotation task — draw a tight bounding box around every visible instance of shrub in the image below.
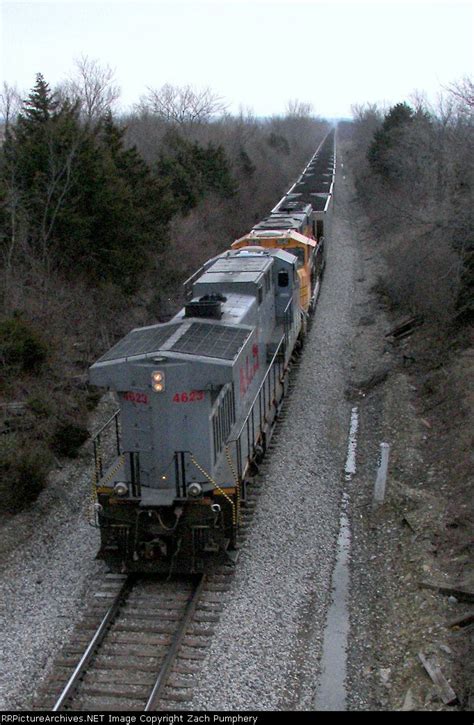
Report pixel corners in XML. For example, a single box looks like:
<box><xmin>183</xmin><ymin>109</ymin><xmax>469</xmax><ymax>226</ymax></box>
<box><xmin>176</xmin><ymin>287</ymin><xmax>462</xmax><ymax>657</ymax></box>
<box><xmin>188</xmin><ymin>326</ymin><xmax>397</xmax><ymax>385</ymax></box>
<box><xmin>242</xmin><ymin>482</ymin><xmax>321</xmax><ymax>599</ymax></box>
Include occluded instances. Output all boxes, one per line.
<box><xmin>27</xmin><ymin>392</ymin><xmax>53</xmax><ymax>418</ymax></box>
<box><xmin>0</xmin><ymin>435</ymin><xmax>52</xmax><ymax>512</ymax></box>
<box><xmin>85</xmin><ymin>386</ymin><xmax>102</xmax><ymax>411</ymax></box>
<box><xmin>51</xmin><ymin>419</ymin><xmax>89</xmax><ymax>458</ymax></box>
<box><xmin>0</xmin><ymin>317</ymin><xmax>48</xmax><ymax>375</ymax></box>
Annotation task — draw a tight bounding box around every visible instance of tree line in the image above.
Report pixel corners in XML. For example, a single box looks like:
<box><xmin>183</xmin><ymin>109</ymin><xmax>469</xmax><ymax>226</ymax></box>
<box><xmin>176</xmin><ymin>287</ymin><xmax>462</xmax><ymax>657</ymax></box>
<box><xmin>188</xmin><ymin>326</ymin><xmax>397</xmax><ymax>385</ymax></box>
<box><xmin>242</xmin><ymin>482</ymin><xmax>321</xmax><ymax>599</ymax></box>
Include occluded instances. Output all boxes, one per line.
<box><xmin>343</xmin><ymin>81</ymin><xmax>473</xmax><ymax>327</ymax></box>
<box><xmin>0</xmin><ymin>73</ymin><xmax>238</xmax><ymax>296</ymax></box>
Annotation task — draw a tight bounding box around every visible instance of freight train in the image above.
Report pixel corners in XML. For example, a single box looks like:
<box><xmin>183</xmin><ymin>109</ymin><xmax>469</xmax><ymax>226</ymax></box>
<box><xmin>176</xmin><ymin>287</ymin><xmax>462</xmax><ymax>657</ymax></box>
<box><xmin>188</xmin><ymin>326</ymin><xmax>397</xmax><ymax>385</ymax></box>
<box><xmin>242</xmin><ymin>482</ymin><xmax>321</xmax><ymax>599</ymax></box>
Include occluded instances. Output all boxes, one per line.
<box><xmin>89</xmin><ymin>129</ymin><xmax>336</xmax><ymax>574</ymax></box>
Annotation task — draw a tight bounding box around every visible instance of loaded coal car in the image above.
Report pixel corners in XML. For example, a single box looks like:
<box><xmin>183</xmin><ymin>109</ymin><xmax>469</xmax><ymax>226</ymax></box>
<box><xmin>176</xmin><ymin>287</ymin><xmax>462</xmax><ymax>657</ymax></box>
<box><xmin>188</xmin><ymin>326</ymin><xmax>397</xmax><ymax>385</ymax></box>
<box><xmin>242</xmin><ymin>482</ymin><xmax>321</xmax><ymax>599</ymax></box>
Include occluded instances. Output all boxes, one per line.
<box><xmin>89</xmin><ymin>247</ymin><xmax>303</xmax><ymax>574</ymax></box>
<box><xmin>278</xmin><ymin>127</ymin><xmax>336</xmax><ymax>243</ymax></box>
<box><xmin>231</xmin><ymin>131</ymin><xmax>336</xmax><ymax>315</ymax></box>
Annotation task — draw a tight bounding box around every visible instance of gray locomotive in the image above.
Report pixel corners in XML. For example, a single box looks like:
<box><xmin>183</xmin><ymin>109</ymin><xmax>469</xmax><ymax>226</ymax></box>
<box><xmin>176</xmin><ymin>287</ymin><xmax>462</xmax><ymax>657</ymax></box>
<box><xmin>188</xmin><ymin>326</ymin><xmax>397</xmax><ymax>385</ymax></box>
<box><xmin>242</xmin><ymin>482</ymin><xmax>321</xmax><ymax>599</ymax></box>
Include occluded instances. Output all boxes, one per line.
<box><xmin>89</xmin><ymin>130</ymin><xmax>336</xmax><ymax>573</ymax></box>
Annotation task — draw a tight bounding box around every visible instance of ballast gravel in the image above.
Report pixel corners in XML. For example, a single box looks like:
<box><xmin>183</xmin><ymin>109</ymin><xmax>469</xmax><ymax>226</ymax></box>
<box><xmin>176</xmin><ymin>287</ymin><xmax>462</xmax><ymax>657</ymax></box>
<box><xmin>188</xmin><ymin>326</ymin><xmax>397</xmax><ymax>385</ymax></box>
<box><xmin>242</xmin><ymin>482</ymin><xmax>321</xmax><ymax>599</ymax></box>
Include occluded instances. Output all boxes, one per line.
<box><xmin>189</xmin><ymin>178</ymin><xmax>358</xmax><ymax>710</ymax></box>
<box><xmin>0</xmin><ymin>397</ymin><xmax>116</xmax><ymax>710</ymax></box>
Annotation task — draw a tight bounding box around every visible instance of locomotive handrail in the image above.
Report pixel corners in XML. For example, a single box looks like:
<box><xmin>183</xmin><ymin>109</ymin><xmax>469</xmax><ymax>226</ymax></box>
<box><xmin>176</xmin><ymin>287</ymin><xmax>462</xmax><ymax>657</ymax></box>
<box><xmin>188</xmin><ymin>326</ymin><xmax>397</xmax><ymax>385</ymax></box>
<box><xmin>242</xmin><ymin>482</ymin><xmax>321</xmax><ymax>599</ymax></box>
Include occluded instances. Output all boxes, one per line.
<box><xmin>92</xmin><ymin>408</ymin><xmax>120</xmax><ymax>440</ymax></box>
<box><xmin>228</xmin><ymin>332</ymin><xmax>287</xmax><ymax>482</ymax></box>
<box><xmin>92</xmin><ymin>409</ymin><xmax>121</xmax><ymax>481</ymax></box>
<box><xmin>227</xmin><ymin>295</ymin><xmax>297</xmax><ymax>482</ymax></box>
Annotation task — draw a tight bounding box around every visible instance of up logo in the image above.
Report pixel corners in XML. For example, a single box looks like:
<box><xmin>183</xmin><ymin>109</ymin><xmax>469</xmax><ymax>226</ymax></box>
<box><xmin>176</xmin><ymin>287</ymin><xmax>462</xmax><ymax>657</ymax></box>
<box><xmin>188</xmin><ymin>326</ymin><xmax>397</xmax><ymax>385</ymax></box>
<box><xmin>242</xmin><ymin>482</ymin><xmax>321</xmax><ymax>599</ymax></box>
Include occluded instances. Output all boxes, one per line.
<box><xmin>239</xmin><ymin>343</ymin><xmax>260</xmax><ymax>396</ymax></box>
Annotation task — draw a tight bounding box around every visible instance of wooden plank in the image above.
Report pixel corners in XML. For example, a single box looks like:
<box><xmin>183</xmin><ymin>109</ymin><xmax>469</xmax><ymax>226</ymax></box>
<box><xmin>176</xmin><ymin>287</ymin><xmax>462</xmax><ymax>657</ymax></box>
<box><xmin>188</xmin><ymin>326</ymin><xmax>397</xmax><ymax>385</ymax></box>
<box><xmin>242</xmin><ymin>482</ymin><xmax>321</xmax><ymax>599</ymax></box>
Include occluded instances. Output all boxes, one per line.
<box><xmin>418</xmin><ymin>652</ymin><xmax>457</xmax><ymax>705</ymax></box>
<box><xmin>419</xmin><ymin>580</ymin><xmax>474</xmax><ymax>603</ymax></box>
<box><xmin>446</xmin><ymin>611</ymin><xmax>474</xmax><ymax>629</ymax></box>
<box><xmin>385</xmin><ymin>315</ymin><xmax>423</xmax><ymax>338</ymax></box>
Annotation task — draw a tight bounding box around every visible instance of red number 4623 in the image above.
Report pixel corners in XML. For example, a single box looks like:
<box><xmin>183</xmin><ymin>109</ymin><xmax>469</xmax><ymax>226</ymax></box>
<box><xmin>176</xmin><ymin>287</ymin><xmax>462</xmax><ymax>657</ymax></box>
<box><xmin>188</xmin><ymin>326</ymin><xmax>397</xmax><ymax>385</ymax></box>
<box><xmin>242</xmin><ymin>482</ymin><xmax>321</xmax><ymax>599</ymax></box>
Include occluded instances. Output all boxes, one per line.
<box><xmin>173</xmin><ymin>390</ymin><xmax>204</xmax><ymax>403</ymax></box>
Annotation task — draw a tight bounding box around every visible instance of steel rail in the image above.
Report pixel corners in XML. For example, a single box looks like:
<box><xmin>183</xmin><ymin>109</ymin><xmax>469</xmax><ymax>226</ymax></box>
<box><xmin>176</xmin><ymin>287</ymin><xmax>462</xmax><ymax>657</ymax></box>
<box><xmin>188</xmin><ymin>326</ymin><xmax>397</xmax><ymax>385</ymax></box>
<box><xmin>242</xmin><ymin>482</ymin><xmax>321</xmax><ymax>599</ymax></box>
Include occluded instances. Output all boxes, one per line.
<box><xmin>52</xmin><ymin>576</ymin><xmax>133</xmax><ymax>711</ymax></box>
<box><xmin>144</xmin><ymin>574</ymin><xmax>206</xmax><ymax>711</ymax></box>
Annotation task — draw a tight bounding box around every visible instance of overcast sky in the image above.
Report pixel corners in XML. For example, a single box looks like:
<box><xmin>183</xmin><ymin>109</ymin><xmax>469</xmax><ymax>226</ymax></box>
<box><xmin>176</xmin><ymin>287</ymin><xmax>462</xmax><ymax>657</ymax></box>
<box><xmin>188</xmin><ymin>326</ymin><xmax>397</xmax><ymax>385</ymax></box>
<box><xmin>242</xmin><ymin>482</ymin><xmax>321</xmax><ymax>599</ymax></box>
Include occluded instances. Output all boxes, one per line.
<box><xmin>1</xmin><ymin>0</ymin><xmax>472</xmax><ymax>118</ymax></box>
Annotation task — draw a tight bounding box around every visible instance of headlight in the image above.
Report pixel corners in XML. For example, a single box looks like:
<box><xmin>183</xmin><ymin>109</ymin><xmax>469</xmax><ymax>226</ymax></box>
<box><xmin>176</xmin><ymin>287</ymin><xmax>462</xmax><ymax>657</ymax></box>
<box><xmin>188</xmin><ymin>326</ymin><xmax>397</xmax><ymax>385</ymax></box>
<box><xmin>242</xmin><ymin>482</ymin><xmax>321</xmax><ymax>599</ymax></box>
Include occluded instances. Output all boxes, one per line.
<box><xmin>152</xmin><ymin>370</ymin><xmax>165</xmax><ymax>392</ymax></box>
<box><xmin>187</xmin><ymin>482</ymin><xmax>202</xmax><ymax>498</ymax></box>
<box><xmin>114</xmin><ymin>482</ymin><xmax>128</xmax><ymax>497</ymax></box>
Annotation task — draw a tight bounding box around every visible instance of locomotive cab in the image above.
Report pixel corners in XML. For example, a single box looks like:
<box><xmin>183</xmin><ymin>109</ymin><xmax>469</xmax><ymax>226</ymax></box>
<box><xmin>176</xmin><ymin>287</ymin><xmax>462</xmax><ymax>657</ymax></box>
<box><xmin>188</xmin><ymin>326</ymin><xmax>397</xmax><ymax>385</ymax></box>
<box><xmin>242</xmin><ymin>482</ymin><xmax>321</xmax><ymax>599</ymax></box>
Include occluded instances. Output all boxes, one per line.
<box><xmin>232</xmin><ymin>230</ymin><xmax>322</xmax><ymax>313</ymax></box>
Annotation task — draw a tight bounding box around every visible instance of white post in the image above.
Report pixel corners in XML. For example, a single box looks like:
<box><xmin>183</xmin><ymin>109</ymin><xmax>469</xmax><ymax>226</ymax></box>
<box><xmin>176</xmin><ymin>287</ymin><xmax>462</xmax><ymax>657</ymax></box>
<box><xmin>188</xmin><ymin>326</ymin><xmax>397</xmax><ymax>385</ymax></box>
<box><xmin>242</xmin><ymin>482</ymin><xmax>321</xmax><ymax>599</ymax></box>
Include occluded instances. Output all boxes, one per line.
<box><xmin>373</xmin><ymin>442</ymin><xmax>390</xmax><ymax>507</ymax></box>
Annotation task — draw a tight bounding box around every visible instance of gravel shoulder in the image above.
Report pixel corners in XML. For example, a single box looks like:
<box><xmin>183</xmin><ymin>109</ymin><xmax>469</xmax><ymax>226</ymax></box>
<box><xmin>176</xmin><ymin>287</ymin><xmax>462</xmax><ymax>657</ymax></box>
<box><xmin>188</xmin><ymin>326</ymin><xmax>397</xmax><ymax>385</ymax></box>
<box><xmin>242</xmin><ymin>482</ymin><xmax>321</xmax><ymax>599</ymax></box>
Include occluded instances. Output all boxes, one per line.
<box><xmin>0</xmin><ymin>395</ymin><xmax>116</xmax><ymax>710</ymax></box>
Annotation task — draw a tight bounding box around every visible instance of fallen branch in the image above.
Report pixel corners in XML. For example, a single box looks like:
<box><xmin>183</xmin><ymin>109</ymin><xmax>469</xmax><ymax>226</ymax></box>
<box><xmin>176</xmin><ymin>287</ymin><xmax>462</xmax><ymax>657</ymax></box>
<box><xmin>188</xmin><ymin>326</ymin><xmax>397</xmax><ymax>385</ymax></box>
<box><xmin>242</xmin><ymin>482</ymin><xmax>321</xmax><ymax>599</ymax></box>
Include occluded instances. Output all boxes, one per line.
<box><xmin>418</xmin><ymin>651</ymin><xmax>457</xmax><ymax>705</ymax></box>
<box><xmin>420</xmin><ymin>580</ymin><xmax>474</xmax><ymax>603</ymax></box>
<box><xmin>385</xmin><ymin>315</ymin><xmax>424</xmax><ymax>339</ymax></box>
<box><xmin>446</xmin><ymin>611</ymin><xmax>474</xmax><ymax>629</ymax></box>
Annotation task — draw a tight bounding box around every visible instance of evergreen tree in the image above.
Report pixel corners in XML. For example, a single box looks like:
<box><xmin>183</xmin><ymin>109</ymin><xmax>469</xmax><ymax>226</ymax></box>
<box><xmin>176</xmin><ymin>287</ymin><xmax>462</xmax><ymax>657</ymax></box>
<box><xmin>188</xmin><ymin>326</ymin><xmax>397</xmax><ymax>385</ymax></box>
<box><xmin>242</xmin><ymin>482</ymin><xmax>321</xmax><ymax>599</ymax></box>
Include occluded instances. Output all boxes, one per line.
<box><xmin>367</xmin><ymin>102</ymin><xmax>415</xmax><ymax>181</ymax></box>
<box><xmin>19</xmin><ymin>73</ymin><xmax>58</xmax><ymax>124</ymax></box>
<box><xmin>5</xmin><ymin>75</ymin><xmax>85</xmax><ymax>260</ymax></box>
<box><xmin>156</xmin><ymin>131</ymin><xmax>236</xmax><ymax>214</ymax></box>
<box><xmin>79</xmin><ymin>113</ymin><xmax>174</xmax><ymax>291</ymax></box>
<box><xmin>0</xmin><ymin>74</ymin><xmax>237</xmax><ymax>295</ymax></box>
<box><xmin>0</xmin><ymin>75</ymin><xmax>175</xmax><ymax>292</ymax></box>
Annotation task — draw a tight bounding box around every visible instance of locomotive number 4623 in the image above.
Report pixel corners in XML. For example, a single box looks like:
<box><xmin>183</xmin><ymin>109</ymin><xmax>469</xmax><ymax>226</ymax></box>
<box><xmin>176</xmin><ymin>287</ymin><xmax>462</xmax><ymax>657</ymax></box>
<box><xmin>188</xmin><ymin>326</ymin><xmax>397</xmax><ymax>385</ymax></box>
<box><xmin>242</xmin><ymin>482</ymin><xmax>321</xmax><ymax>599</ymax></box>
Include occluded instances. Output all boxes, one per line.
<box><xmin>173</xmin><ymin>390</ymin><xmax>204</xmax><ymax>403</ymax></box>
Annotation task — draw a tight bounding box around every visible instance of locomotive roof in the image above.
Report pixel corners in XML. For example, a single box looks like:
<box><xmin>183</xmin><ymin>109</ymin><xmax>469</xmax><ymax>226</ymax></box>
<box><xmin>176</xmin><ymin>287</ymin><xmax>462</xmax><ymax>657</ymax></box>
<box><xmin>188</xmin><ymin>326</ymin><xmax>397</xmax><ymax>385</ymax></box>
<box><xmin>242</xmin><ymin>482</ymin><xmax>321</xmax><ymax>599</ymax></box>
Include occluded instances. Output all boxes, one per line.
<box><xmin>195</xmin><ymin>253</ymin><xmax>273</xmax><ymax>285</ymax></box>
<box><xmin>94</xmin><ymin>320</ymin><xmax>252</xmax><ymax>364</ymax></box>
<box><xmin>253</xmin><ymin>215</ymin><xmax>305</xmax><ymax>231</ymax></box>
<box><xmin>209</xmin><ymin>256</ymin><xmax>272</xmax><ymax>273</ymax></box>
<box><xmin>272</xmin><ymin>199</ymin><xmax>312</xmax><ymax>215</ymax></box>
<box><xmin>232</xmin><ymin>229</ymin><xmax>316</xmax><ymax>248</ymax></box>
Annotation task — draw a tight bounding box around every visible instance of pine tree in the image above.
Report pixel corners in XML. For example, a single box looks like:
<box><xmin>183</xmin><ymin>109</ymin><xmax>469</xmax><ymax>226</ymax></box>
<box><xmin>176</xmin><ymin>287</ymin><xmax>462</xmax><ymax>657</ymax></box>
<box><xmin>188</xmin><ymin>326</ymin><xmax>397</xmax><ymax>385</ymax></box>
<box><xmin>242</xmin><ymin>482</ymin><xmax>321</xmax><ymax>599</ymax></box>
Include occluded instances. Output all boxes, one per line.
<box><xmin>367</xmin><ymin>102</ymin><xmax>415</xmax><ymax>181</ymax></box>
<box><xmin>156</xmin><ymin>131</ymin><xmax>236</xmax><ymax>214</ymax></box>
<box><xmin>19</xmin><ymin>73</ymin><xmax>58</xmax><ymax>125</ymax></box>
<box><xmin>2</xmin><ymin>75</ymin><xmax>239</xmax><ymax>294</ymax></box>
<box><xmin>78</xmin><ymin>112</ymin><xmax>174</xmax><ymax>291</ymax></box>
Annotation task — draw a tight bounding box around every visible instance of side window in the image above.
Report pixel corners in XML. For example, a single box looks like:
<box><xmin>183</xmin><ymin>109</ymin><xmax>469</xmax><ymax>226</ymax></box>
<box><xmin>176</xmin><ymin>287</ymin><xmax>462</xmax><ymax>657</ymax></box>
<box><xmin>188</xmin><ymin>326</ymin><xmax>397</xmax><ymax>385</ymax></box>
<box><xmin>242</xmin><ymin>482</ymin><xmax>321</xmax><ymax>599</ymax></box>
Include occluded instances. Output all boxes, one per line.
<box><xmin>278</xmin><ymin>270</ymin><xmax>289</xmax><ymax>288</ymax></box>
<box><xmin>258</xmin><ymin>286</ymin><xmax>263</xmax><ymax>304</ymax></box>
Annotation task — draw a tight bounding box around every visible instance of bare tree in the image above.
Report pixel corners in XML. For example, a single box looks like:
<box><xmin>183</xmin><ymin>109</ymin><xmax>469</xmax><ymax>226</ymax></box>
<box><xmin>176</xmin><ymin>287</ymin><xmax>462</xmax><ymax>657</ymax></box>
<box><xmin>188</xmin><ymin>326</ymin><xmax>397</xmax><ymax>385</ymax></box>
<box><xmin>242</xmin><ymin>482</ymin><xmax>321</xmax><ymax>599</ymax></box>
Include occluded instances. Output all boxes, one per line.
<box><xmin>446</xmin><ymin>76</ymin><xmax>474</xmax><ymax>110</ymax></box>
<box><xmin>63</xmin><ymin>55</ymin><xmax>120</xmax><ymax>122</ymax></box>
<box><xmin>138</xmin><ymin>83</ymin><xmax>227</xmax><ymax>125</ymax></box>
<box><xmin>0</xmin><ymin>84</ymin><xmax>24</xmax><ymax>310</ymax></box>
<box><xmin>285</xmin><ymin>99</ymin><xmax>314</xmax><ymax>118</ymax></box>
<box><xmin>0</xmin><ymin>82</ymin><xmax>22</xmax><ymax>131</ymax></box>
<box><xmin>40</xmin><ymin>132</ymin><xmax>81</xmax><ymax>266</ymax></box>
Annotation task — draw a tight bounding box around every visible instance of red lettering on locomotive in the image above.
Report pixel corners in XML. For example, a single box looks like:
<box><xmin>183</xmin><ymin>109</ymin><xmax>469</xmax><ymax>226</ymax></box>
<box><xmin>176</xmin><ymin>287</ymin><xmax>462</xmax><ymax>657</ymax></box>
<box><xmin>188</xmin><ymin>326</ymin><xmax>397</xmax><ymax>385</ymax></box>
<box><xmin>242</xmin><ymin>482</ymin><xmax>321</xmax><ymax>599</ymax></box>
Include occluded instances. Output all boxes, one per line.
<box><xmin>123</xmin><ymin>391</ymin><xmax>149</xmax><ymax>404</ymax></box>
<box><xmin>239</xmin><ymin>344</ymin><xmax>260</xmax><ymax>396</ymax></box>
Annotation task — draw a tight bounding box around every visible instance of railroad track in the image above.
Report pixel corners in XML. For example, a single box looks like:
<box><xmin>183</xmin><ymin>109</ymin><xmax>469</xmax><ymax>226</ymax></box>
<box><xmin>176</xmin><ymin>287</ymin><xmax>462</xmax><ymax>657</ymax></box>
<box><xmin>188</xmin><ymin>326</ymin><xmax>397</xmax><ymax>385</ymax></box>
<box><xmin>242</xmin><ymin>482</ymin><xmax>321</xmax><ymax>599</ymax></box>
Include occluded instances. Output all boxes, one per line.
<box><xmin>33</xmin><ymin>347</ymin><xmax>305</xmax><ymax>712</ymax></box>
<box><xmin>34</xmin><ymin>571</ymin><xmax>232</xmax><ymax>711</ymax></box>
